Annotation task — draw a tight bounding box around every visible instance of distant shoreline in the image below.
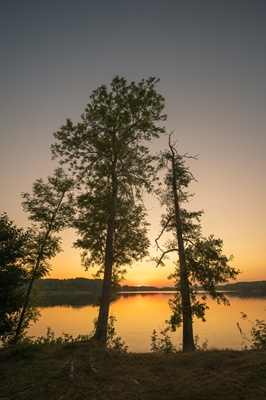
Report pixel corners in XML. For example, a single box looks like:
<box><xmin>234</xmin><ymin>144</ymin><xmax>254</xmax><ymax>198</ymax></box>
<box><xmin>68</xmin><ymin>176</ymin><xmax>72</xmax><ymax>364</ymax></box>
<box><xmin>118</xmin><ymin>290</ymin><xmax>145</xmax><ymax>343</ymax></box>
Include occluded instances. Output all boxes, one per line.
<box><xmin>39</xmin><ymin>278</ymin><xmax>266</xmax><ymax>298</ymax></box>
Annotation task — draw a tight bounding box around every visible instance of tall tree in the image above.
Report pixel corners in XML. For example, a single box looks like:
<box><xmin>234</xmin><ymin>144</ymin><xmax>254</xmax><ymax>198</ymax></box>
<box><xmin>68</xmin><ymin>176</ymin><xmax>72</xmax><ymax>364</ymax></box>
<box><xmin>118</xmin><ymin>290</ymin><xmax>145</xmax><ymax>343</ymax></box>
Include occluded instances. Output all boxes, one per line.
<box><xmin>155</xmin><ymin>135</ymin><xmax>240</xmax><ymax>352</ymax></box>
<box><xmin>12</xmin><ymin>168</ymin><xmax>75</xmax><ymax>344</ymax></box>
<box><xmin>51</xmin><ymin>76</ymin><xmax>166</xmax><ymax>344</ymax></box>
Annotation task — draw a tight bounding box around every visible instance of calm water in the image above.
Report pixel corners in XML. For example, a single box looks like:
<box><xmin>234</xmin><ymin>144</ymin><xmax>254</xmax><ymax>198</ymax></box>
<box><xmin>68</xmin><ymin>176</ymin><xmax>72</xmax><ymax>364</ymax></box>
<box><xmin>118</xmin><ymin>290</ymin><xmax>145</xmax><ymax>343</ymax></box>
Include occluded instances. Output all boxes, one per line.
<box><xmin>28</xmin><ymin>292</ymin><xmax>266</xmax><ymax>352</ymax></box>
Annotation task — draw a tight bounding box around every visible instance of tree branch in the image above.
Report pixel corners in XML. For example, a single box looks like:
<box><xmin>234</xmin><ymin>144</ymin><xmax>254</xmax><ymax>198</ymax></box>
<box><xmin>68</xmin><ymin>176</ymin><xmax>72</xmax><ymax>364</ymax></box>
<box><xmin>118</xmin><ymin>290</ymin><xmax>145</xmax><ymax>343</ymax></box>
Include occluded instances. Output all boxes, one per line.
<box><xmin>155</xmin><ymin>248</ymin><xmax>179</xmax><ymax>268</ymax></box>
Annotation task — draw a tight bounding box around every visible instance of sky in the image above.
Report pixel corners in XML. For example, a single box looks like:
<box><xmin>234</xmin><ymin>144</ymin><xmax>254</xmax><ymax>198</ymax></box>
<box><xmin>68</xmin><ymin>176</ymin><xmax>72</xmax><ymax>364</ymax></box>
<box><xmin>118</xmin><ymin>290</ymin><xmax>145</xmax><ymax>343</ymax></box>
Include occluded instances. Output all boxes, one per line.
<box><xmin>1</xmin><ymin>0</ymin><xmax>265</xmax><ymax>286</ymax></box>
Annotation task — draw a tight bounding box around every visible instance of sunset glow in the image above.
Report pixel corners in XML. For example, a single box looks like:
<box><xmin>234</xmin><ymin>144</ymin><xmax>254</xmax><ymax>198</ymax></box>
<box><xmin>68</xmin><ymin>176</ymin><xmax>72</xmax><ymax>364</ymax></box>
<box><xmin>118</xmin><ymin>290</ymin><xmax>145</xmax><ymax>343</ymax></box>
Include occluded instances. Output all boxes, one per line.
<box><xmin>1</xmin><ymin>1</ymin><xmax>265</xmax><ymax>286</ymax></box>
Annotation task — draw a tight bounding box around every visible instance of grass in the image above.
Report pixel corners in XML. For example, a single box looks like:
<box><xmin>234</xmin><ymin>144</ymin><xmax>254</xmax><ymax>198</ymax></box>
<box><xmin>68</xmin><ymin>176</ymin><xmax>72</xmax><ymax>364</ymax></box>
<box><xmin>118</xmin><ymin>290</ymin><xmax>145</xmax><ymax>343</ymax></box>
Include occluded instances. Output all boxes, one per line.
<box><xmin>1</xmin><ymin>341</ymin><xmax>266</xmax><ymax>400</ymax></box>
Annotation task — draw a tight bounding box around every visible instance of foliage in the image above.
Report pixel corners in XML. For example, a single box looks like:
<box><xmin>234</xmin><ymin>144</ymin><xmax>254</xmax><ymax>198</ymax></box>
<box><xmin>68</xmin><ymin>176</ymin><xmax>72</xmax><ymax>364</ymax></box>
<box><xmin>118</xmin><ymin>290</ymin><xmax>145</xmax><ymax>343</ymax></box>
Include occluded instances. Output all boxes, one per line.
<box><xmin>150</xmin><ymin>325</ymin><xmax>180</xmax><ymax>353</ymax></box>
<box><xmin>167</xmin><ymin>236</ymin><xmax>237</xmax><ymax>328</ymax></box>
<box><xmin>18</xmin><ymin>326</ymin><xmax>92</xmax><ymax>348</ymax></box>
<box><xmin>22</xmin><ymin>168</ymin><xmax>75</xmax><ymax>224</ymax></box>
<box><xmin>51</xmin><ymin>76</ymin><xmax>166</xmax><ymax>343</ymax></box>
<box><xmin>90</xmin><ymin>315</ymin><xmax>128</xmax><ymax>352</ymax></box>
<box><xmin>0</xmin><ymin>213</ymin><xmax>31</xmax><ymax>343</ymax></box>
<box><xmin>150</xmin><ymin>325</ymin><xmax>208</xmax><ymax>354</ymax></box>
<box><xmin>237</xmin><ymin>312</ymin><xmax>266</xmax><ymax>350</ymax></box>
<box><xmin>194</xmin><ymin>335</ymin><xmax>208</xmax><ymax>351</ymax></box>
<box><xmin>75</xmin><ymin>195</ymin><xmax>150</xmax><ymax>273</ymax></box>
<box><xmin>18</xmin><ymin>315</ymin><xmax>128</xmax><ymax>352</ymax></box>
<box><xmin>106</xmin><ymin>315</ymin><xmax>128</xmax><ymax>352</ymax></box>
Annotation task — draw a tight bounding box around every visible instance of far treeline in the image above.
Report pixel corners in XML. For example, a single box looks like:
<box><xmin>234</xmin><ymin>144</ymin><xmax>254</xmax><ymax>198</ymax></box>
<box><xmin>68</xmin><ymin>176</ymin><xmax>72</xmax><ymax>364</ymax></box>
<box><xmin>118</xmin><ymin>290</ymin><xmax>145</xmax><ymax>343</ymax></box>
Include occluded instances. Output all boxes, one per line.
<box><xmin>39</xmin><ymin>278</ymin><xmax>266</xmax><ymax>297</ymax></box>
<box><xmin>39</xmin><ymin>277</ymin><xmax>103</xmax><ymax>293</ymax></box>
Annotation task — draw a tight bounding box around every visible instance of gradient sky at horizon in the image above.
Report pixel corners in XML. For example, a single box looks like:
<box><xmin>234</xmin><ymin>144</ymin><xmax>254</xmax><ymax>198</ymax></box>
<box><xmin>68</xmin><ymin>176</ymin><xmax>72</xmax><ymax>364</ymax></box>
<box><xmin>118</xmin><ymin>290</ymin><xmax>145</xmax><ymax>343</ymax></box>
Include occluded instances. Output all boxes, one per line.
<box><xmin>1</xmin><ymin>0</ymin><xmax>265</xmax><ymax>286</ymax></box>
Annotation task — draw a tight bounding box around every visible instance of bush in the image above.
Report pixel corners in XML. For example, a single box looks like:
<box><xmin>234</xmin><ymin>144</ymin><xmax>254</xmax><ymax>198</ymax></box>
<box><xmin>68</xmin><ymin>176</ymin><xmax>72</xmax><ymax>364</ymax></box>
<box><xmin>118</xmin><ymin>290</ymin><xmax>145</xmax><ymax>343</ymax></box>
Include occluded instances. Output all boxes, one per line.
<box><xmin>237</xmin><ymin>312</ymin><xmax>266</xmax><ymax>350</ymax></box>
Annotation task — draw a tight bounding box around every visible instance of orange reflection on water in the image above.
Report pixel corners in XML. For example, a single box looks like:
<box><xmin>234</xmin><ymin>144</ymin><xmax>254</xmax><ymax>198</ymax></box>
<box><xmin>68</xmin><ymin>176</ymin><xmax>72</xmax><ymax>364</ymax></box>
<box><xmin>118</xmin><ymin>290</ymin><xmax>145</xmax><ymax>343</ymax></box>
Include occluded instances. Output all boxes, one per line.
<box><xmin>28</xmin><ymin>293</ymin><xmax>266</xmax><ymax>352</ymax></box>
<box><xmin>193</xmin><ymin>295</ymin><xmax>266</xmax><ymax>349</ymax></box>
<box><xmin>110</xmin><ymin>293</ymin><xmax>178</xmax><ymax>352</ymax></box>
<box><xmin>28</xmin><ymin>305</ymin><xmax>99</xmax><ymax>339</ymax></box>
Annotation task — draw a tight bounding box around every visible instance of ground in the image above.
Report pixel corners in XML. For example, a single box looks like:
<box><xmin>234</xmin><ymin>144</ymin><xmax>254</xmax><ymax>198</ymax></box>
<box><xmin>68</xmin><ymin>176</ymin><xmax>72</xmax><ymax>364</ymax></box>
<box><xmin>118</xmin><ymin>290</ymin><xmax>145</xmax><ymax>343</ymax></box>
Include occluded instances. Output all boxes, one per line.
<box><xmin>1</xmin><ymin>341</ymin><xmax>266</xmax><ymax>399</ymax></box>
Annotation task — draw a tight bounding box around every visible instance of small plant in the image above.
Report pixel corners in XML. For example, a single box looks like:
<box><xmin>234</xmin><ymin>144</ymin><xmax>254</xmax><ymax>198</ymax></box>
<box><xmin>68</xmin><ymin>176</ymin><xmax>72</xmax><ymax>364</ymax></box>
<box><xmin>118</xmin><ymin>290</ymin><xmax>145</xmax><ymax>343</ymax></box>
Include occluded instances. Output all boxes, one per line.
<box><xmin>150</xmin><ymin>325</ymin><xmax>208</xmax><ymax>353</ymax></box>
<box><xmin>194</xmin><ymin>334</ymin><xmax>208</xmax><ymax>351</ymax></box>
<box><xmin>106</xmin><ymin>315</ymin><xmax>128</xmax><ymax>352</ymax></box>
<box><xmin>16</xmin><ymin>315</ymin><xmax>128</xmax><ymax>351</ymax></box>
<box><xmin>91</xmin><ymin>315</ymin><xmax>128</xmax><ymax>352</ymax></box>
<box><xmin>150</xmin><ymin>325</ymin><xmax>180</xmax><ymax>353</ymax></box>
<box><xmin>237</xmin><ymin>311</ymin><xmax>266</xmax><ymax>350</ymax></box>
<box><xmin>35</xmin><ymin>326</ymin><xmax>58</xmax><ymax>344</ymax></box>
<box><xmin>17</xmin><ymin>327</ymin><xmax>92</xmax><ymax>349</ymax></box>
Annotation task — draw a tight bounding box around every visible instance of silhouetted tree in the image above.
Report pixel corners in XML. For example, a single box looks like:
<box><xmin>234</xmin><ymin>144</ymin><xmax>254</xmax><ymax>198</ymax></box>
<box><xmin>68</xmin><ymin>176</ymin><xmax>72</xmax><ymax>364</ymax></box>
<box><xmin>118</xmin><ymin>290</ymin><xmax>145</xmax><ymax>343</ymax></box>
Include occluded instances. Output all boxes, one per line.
<box><xmin>51</xmin><ymin>76</ymin><xmax>166</xmax><ymax>344</ymax></box>
<box><xmin>155</xmin><ymin>134</ymin><xmax>240</xmax><ymax>352</ymax></box>
<box><xmin>12</xmin><ymin>168</ymin><xmax>75</xmax><ymax>344</ymax></box>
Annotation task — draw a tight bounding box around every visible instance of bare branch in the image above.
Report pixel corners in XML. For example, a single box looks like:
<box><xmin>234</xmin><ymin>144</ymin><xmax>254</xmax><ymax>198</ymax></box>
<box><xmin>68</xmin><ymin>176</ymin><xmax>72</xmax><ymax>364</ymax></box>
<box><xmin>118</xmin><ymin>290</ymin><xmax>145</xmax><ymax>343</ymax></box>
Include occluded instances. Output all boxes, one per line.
<box><xmin>155</xmin><ymin>248</ymin><xmax>179</xmax><ymax>268</ymax></box>
<box><xmin>155</xmin><ymin>215</ymin><xmax>173</xmax><ymax>252</ymax></box>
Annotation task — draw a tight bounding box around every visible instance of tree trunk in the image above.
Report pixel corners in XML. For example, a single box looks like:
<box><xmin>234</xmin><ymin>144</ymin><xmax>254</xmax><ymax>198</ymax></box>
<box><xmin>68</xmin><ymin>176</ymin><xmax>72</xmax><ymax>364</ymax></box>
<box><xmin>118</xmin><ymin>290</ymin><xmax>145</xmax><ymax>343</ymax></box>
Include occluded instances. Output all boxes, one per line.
<box><xmin>170</xmin><ymin>143</ymin><xmax>195</xmax><ymax>352</ymax></box>
<box><xmin>94</xmin><ymin>156</ymin><xmax>118</xmax><ymax>344</ymax></box>
<box><xmin>174</xmin><ymin>195</ymin><xmax>195</xmax><ymax>352</ymax></box>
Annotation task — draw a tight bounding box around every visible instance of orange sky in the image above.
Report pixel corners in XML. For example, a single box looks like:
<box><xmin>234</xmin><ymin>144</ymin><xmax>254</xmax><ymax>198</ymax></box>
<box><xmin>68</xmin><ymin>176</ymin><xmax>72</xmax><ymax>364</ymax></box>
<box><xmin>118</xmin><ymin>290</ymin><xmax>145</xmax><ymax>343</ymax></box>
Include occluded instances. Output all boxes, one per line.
<box><xmin>48</xmin><ymin>211</ymin><xmax>266</xmax><ymax>287</ymax></box>
<box><xmin>1</xmin><ymin>1</ymin><xmax>265</xmax><ymax>286</ymax></box>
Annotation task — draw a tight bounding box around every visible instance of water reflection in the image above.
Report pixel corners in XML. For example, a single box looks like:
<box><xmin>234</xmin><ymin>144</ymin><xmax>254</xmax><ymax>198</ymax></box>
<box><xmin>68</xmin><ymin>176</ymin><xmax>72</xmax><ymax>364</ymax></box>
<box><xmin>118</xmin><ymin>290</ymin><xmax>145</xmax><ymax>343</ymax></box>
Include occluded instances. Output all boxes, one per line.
<box><xmin>40</xmin><ymin>290</ymin><xmax>266</xmax><ymax>307</ymax></box>
<box><xmin>40</xmin><ymin>292</ymin><xmax>99</xmax><ymax>307</ymax></box>
<box><xmin>29</xmin><ymin>292</ymin><xmax>266</xmax><ymax>352</ymax></box>
<box><xmin>223</xmin><ymin>290</ymin><xmax>266</xmax><ymax>298</ymax></box>
<box><xmin>39</xmin><ymin>290</ymin><xmax>172</xmax><ymax>307</ymax></box>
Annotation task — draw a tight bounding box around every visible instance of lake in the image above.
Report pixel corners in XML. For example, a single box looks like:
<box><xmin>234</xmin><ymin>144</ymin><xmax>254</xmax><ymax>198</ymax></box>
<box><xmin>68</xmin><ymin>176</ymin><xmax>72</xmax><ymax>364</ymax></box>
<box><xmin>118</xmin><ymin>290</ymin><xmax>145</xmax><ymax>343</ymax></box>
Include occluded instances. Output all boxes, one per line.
<box><xmin>28</xmin><ymin>292</ymin><xmax>266</xmax><ymax>352</ymax></box>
